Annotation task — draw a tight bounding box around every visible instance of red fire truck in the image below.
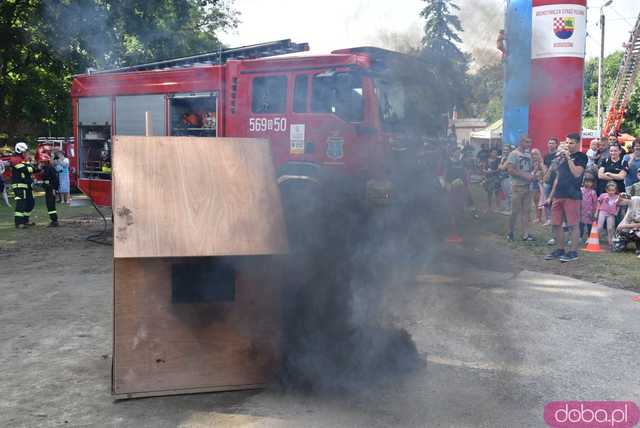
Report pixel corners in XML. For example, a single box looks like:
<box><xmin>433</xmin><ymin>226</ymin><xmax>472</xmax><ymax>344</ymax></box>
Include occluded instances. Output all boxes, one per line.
<box><xmin>71</xmin><ymin>39</ymin><xmax>441</xmax><ymax>207</ymax></box>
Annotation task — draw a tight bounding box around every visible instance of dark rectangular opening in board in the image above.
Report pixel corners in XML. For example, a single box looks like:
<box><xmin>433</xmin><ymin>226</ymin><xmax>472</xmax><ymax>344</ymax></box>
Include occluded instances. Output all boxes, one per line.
<box><xmin>171</xmin><ymin>259</ymin><xmax>235</xmax><ymax>303</ymax></box>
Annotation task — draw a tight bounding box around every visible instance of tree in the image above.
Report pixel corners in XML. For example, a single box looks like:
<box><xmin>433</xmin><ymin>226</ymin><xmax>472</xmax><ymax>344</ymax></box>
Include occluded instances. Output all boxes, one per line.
<box><xmin>378</xmin><ymin>5</ymin><xmax>502</xmax><ymax>126</ymax></box>
<box><xmin>582</xmin><ymin>51</ymin><xmax>640</xmax><ymax>136</ymax></box>
<box><xmin>0</xmin><ymin>1</ymin><xmax>73</xmax><ymax>140</ymax></box>
<box><xmin>89</xmin><ymin>0</ymin><xmax>238</xmax><ymax>67</ymax></box>
<box><xmin>419</xmin><ymin>0</ymin><xmax>470</xmax><ymax>116</ymax></box>
<box><xmin>0</xmin><ymin>0</ymin><xmax>238</xmax><ymax>144</ymax></box>
<box><xmin>466</xmin><ymin>57</ymin><xmax>503</xmax><ymax>123</ymax></box>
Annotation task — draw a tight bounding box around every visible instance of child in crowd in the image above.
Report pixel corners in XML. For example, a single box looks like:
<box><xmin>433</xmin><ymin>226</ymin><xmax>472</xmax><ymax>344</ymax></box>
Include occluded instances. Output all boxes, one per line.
<box><xmin>596</xmin><ymin>181</ymin><xmax>621</xmax><ymax>250</ymax></box>
<box><xmin>586</xmin><ymin>139</ymin><xmax>599</xmax><ymax>172</ymax></box>
<box><xmin>580</xmin><ymin>175</ymin><xmax>597</xmax><ymax>241</ymax></box>
<box><xmin>531</xmin><ymin>149</ymin><xmax>545</xmax><ymax>223</ymax></box>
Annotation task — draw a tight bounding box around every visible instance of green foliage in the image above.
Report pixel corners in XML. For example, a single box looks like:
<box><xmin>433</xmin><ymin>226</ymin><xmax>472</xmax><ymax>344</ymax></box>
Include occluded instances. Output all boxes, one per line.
<box><xmin>583</xmin><ymin>52</ymin><xmax>622</xmax><ymax>125</ymax></box>
<box><xmin>466</xmin><ymin>59</ymin><xmax>503</xmax><ymax>122</ymax></box>
<box><xmin>97</xmin><ymin>0</ymin><xmax>238</xmax><ymax>67</ymax></box>
<box><xmin>485</xmin><ymin>96</ymin><xmax>503</xmax><ymax>124</ymax></box>
<box><xmin>0</xmin><ymin>0</ymin><xmax>238</xmax><ymax>143</ymax></box>
<box><xmin>583</xmin><ymin>116</ymin><xmax>597</xmax><ymax>130</ymax></box>
<box><xmin>419</xmin><ymin>0</ymin><xmax>469</xmax><ymax>116</ymax></box>
<box><xmin>622</xmin><ymin>91</ymin><xmax>640</xmax><ymax>136</ymax></box>
<box><xmin>0</xmin><ymin>0</ymin><xmax>73</xmax><ymax>140</ymax></box>
<box><xmin>583</xmin><ymin>51</ymin><xmax>640</xmax><ymax>136</ymax></box>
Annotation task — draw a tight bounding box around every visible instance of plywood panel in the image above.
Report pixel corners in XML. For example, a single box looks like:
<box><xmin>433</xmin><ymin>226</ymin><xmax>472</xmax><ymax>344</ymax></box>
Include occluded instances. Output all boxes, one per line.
<box><xmin>112</xmin><ymin>136</ymin><xmax>288</xmax><ymax>258</ymax></box>
<box><xmin>112</xmin><ymin>257</ymin><xmax>282</xmax><ymax>396</ymax></box>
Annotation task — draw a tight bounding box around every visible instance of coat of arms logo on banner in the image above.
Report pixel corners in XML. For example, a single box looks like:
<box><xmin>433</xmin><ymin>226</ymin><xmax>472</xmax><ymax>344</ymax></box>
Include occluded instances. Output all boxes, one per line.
<box><xmin>553</xmin><ymin>17</ymin><xmax>575</xmax><ymax>40</ymax></box>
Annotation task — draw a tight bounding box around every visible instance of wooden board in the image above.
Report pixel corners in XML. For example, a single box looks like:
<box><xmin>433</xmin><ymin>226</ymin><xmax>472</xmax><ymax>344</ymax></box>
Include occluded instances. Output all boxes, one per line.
<box><xmin>112</xmin><ymin>136</ymin><xmax>288</xmax><ymax>258</ymax></box>
<box><xmin>112</xmin><ymin>257</ymin><xmax>282</xmax><ymax>397</ymax></box>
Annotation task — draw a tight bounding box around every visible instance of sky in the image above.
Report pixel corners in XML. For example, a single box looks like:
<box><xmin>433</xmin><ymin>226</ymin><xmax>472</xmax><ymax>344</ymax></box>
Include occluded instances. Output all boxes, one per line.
<box><xmin>220</xmin><ymin>0</ymin><xmax>640</xmax><ymax>60</ymax></box>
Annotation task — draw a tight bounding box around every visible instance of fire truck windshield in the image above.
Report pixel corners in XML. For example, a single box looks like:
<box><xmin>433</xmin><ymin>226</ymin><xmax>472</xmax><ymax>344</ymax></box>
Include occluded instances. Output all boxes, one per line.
<box><xmin>311</xmin><ymin>72</ymin><xmax>363</xmax><ymax>122</ymax></box>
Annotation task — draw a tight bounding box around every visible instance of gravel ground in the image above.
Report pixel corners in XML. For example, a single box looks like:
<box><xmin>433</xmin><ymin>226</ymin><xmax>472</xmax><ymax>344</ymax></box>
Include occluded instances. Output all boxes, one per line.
<box><xmin>1</xmin><ymin>218</ymin><xmax>638</xmax><ymax>427</ymax></box>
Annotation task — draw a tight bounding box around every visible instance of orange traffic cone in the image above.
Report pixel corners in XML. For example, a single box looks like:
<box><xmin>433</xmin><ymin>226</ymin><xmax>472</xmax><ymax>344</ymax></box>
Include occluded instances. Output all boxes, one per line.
<box><xmin>446</xmin><ymin>222</ymin><xmax>464</xmax><ymax>245</ymax></box>
<box><xmin>446</xmin><ymin>233</ymin><xmax>464</xmax><ymax>245</ymax></box>
<box><xmin>583</xmin><ymin>222</ymin><xmax>602</xmax><ymax>253</ymax></box>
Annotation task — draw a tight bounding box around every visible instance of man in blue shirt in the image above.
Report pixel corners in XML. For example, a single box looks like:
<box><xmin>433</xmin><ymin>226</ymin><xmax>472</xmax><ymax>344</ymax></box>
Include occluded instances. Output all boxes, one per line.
<box><xmin>623</xmin><ymin>139</ymin><xmax>640</xmax><ymax>188</ymax></box>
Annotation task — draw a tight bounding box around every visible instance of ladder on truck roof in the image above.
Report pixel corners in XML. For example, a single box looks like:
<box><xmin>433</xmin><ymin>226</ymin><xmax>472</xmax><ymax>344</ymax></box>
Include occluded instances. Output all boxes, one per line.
<box><xmin>93</xmin><ymin>39</ymin><xmax>310</xmax><ymax>74</ymax></box>
<box><xmin>603</xmin><ymin>12</ymin><xmax>640</xmax><ymax>136</ymax></box>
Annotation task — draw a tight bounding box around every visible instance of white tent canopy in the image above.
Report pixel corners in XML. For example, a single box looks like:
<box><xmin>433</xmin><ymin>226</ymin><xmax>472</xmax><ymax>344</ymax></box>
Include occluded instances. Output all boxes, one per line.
<box><xmin>470</xmin><ymin>119</ymin><xmax>503</xmax><ymax>141</ymax></box>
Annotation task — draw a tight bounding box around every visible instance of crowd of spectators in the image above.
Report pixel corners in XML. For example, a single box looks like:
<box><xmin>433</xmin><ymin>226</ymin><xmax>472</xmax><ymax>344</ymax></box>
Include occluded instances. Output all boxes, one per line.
<box><xmin>477</xmin><ymin>135</ymin><xmax>640</xmax><ymax>262</ymax></box>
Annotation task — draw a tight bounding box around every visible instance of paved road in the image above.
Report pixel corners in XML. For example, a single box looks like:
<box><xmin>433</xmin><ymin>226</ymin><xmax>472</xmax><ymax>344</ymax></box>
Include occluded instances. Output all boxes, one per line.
<box><xmin>1</xmin><ymin>238</ymin><xmax>638</xmax><ymax>427</ymax></box>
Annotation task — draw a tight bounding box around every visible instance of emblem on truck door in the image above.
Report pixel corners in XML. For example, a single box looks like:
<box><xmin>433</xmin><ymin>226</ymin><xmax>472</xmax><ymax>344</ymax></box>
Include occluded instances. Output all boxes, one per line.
<box><xmin>326</xmin><ymin>136</ymin><xmax>344</xmax><ymax>161</ymax></box>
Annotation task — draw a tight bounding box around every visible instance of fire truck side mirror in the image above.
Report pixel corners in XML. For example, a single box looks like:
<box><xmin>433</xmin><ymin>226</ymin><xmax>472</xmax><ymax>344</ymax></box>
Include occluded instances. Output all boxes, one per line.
<box><xmin>316</xmin><ymin>69</ymin><xmax>336</xmax><ymax>78</ymax></box>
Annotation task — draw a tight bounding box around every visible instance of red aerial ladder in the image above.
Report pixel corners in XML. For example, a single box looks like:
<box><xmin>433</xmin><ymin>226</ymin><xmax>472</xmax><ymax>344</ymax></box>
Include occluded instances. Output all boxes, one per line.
<box><xmin>603</xmin><ymin>12</ymin><xmax>640</xmax><ymax>136</ymax></box>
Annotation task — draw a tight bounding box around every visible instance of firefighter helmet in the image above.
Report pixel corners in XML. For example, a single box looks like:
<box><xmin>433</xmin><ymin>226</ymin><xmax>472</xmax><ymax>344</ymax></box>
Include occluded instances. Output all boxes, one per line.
<box><xmin>15</xmin><ymin>142</ymin><xmax>28</xmax><ymax>154</ymax></box>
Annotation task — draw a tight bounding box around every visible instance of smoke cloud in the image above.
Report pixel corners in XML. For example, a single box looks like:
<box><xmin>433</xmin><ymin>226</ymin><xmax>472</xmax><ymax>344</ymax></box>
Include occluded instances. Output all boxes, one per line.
<box><xmin>277</xmin><ymin>125</ymin><xmax>452</xmax><ymax>393</ymax></box>
<box><xmin>371</xmin><ymin>0</ymin><xmax>504</xmax><ymax>68</ymax></box>
<box><xmin>458</xmin><ymin>0</ymin><xmax>504</xmax><ymax>56</ymax></box>
<box><xmin>278</xmin><ymin>182</ymin><xmax>427</xmax><ymax>392</ymax></box>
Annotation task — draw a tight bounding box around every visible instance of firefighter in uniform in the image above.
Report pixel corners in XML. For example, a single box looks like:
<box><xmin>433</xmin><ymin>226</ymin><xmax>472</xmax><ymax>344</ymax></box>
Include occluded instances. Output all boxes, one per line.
<box><xmin>12</xmin><ymin>142</ymin><xmax>36</xmax><ymax>229</ymax></box>
<box><xmin>41</xmin><ymin>157</ymin><xmax>60</xmax><ymax>227</ymax></box>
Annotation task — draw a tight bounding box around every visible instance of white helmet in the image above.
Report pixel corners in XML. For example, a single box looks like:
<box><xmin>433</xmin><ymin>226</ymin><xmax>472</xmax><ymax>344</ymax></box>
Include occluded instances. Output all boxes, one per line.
<box><xmin>15</xmin><ymin>142</ymin><xmax>28</xmax><ymax>154</ymax></box>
